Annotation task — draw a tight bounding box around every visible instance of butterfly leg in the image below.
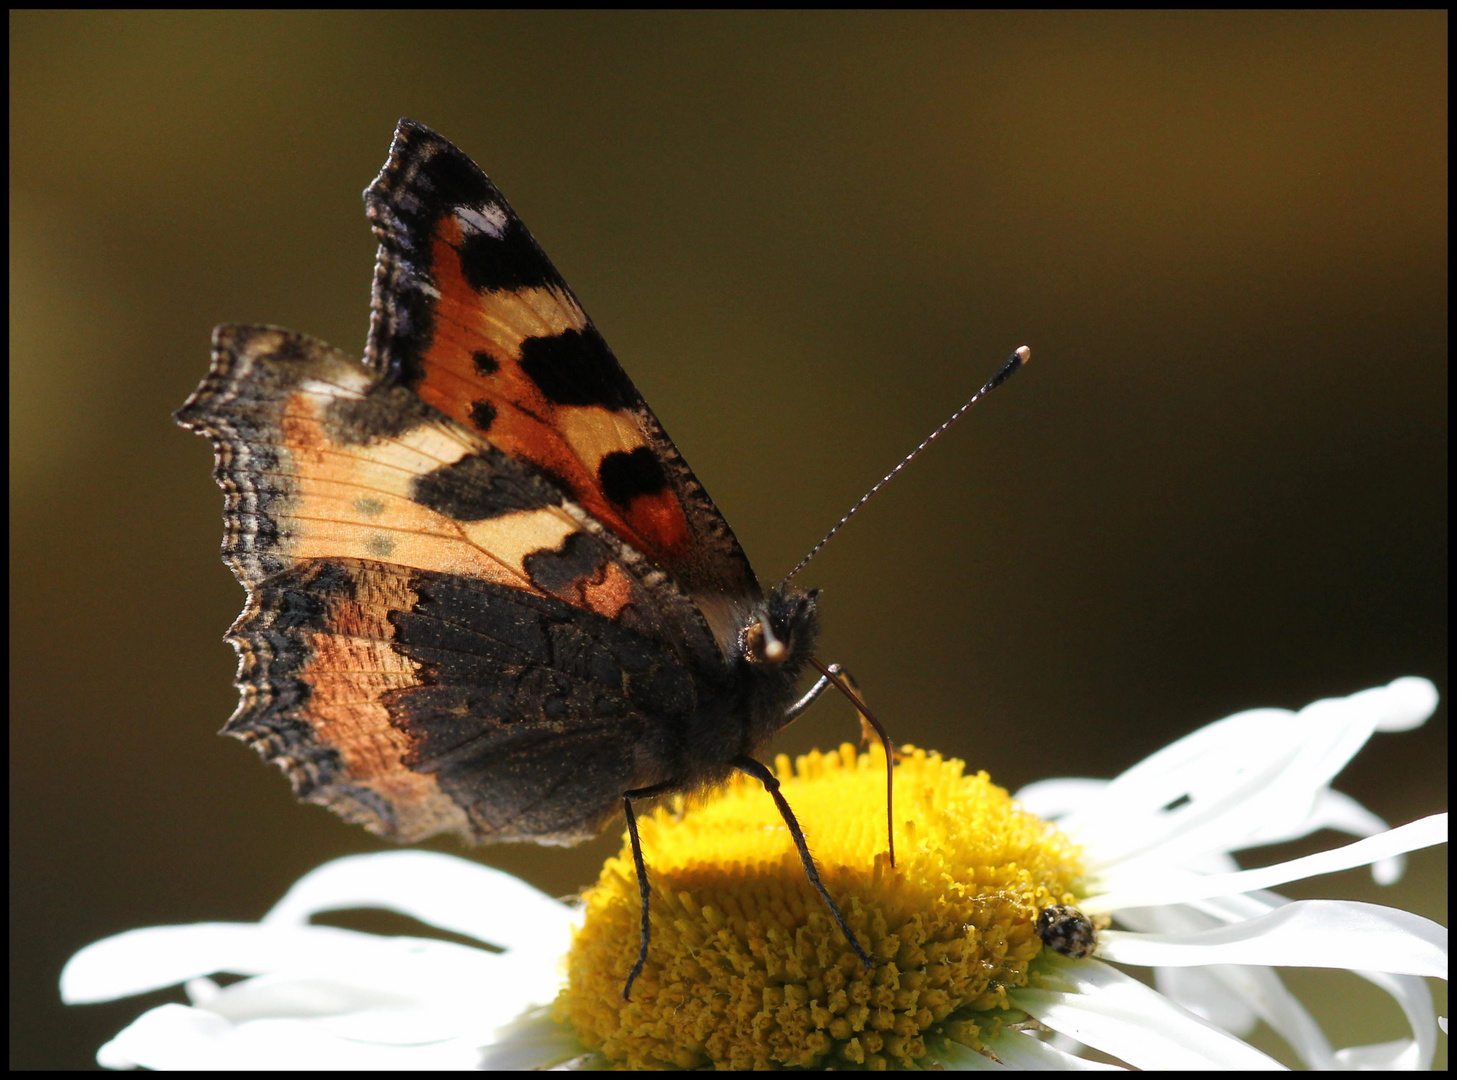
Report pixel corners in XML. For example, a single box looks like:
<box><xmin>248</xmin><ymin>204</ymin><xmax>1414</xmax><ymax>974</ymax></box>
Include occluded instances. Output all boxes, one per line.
<box><xmin>730</xmin><ymin>755</ymin><xmax>875</xmax><ymax>972</ymax></box>
<box><xmin>805</xmin><ymin>659</ymin><xmax>898</xmax><ymax>869</ymax></box>
<box><xmin>784</xmin><ymin>662</ymin><xmax>843</xmax><ymax>720</ymax></box>
<box><xmin>620</xmin><ymin>779</ymin><xmax>680</xmax><ymax>1001</ymax></box>
<box><xmin>798</xmin><ymin>663</ymin><xmax>880</xmax><ymax>749</ymax></box>
<box><xmin>783</xmin><ymin>662</ymin><xmax>845</xmax><ymax>721</ymax></box>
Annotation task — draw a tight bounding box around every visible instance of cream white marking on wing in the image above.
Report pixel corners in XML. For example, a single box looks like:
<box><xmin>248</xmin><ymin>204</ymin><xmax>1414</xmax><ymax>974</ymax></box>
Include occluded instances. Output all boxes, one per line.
<box><xmin>303</xmin><ymin>369</ymin><xmax>371</xmax><ymax>397</ymax></box>
<box><xmin>456</xmin><ymin>204</ymin><xmax>509</xmax><ymax>239</ymax></box>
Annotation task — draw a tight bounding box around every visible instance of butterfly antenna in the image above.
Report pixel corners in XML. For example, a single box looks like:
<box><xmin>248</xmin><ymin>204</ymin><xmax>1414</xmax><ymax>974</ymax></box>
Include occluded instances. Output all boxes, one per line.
<box><xmin>781</xmin><ymin>346</ymin><xmax>1031</xmax><ymax>584</ymax></box>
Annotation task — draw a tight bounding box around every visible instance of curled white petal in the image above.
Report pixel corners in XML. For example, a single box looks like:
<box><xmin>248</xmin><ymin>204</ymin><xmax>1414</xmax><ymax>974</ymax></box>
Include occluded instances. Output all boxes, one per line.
<box><xmin>1049</xmin><ymin>678</ymin><xmax>1438</xmax><ymax>874</ymax></box>
<box><xmin>1340</xmin><ymin>970</ymin><xmax>1440</xmax><ymax>1069</ymax></box>
<box><xmin>62</xmin><ymin>921</ymin><xmax>511</xmax><ymax>1000</ymax></box>
<box><xmin>262</xmin><ymin>850</ymin><xmax>576</xmax><ymax>956</ymax></box>
<box><xmin>96</xmin><ymin>1002</ymin><xmax>487</xmax><ymax>1070</ymax></box>
<box><xmin>1156</xmin><ymin>963</ymin><xmax>1336</xmax><ymax>1067</ymax></box>
<box><xmin>1083</xmin><ymin>814</ymin><xmax>1447</xmax><ymax>911</ymax></box>
<box><xmin>1357</xmin><ymin>676</ymin><xmax>1439</xmax><ymax>732</ymax></box>
<box><xmin>1012</xmin><ymin>959</ymin><xmax>1283</xmax><ymax>1069</ymax></box>
<box><xmin>1098</xmin><ymin>899</ymin><xmax>1447</xmax><ymax>978</ymax></box>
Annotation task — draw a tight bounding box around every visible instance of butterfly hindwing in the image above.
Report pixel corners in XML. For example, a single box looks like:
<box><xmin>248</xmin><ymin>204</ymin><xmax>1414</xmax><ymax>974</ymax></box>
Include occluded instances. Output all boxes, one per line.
<box><xmin>177</xmin><ymin>326</ymin><xmax>716</xmax><ymax>843</ymax></box>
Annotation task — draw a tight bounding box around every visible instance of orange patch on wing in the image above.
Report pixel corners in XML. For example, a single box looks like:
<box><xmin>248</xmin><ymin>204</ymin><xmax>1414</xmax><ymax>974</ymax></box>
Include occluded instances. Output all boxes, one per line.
<box><xmin>287</xmin><ymin>566</ymin><xmax>472</xmax><ymax>842</ymax></box>
<box><xmin>620</xmin><ymin>487</ymin><xmax>692</xmax><ymax>557</ymax></box>
<box><xmin>296</xmin><ymin>569</ymin><xmax>420</xmax><ymax>776</ymax></box>
<box><xmin>414</xmin><ymin>216</ymin><xmax>587</xmax><ymax>432</ymax></box>
<box><xmin>274</xmin><ymin>384</ymin><xmax>552</xmax><ymax>588</ymax></box>
<box><xmin>582</xmin><ymin>560</ymin><xmax>636</xmax><ymax>620</ymax></box>
<box><xmin>404</xmin><ymin>219</ymin><xmax>697</xmax><ymax>568</ymax></box>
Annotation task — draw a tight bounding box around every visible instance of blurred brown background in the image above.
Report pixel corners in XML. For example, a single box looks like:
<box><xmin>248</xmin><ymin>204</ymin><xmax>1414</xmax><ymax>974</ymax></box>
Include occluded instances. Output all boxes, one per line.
<box><xmin>11</xmin><ymin>11</ymin><xmax>1445</xmax><ymax>1069</ymax></box>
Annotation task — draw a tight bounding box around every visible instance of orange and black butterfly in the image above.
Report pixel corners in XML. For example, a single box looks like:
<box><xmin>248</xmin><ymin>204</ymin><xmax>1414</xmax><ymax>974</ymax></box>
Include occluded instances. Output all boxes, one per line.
<box><xmin>177</xmin><ymin>120</ymin><xmax>1027</xmax><ymax>995</ymax></box>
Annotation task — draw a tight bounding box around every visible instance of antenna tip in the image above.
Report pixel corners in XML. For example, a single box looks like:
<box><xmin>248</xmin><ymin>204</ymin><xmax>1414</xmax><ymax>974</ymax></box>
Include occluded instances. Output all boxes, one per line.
<box><xmin>1015</xmin><ymin>345</ymin><xmax>1031</xmax><ymax>364</ymax></box>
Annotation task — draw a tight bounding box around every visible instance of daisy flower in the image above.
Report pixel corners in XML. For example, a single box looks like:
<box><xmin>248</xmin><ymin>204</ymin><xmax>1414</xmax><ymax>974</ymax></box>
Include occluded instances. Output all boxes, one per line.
<box><xmin>63</xmin><ymin>676</ymin><xmax>1447</xmax><ymax>1069</ymax></box>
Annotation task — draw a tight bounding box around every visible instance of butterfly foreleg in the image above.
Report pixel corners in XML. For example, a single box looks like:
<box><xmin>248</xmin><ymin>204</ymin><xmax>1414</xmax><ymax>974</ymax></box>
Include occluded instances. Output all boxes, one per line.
<box><xmin>620</xmin><ymin>778</ymin><xmax>680</xmax><ymax>1001</ymax></box>
<box><xmin>783</xmin><ymin>662</ymin><xmax>845</xmax><ymax>721</ymax></box>
<box><xmin>730</xmin><ymin>755</ymin><xmax>874</xmax><ymax>972</ymax></box>
<box><xmin>786</xmin><ymin>662</ymin><xmax>879</xmax><ymax>752</ymax></box>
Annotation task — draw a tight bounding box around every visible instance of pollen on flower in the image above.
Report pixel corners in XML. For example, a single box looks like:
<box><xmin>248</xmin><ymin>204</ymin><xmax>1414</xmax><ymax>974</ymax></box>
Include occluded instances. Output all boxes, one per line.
<box><xmin>555</xmin><ymin>745</ymin><xmax>1087</xmax><ymax>1069</ymax></box>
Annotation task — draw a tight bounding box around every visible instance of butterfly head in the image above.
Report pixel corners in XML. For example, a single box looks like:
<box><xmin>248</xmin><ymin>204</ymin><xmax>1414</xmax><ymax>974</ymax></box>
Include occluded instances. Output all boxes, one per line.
<box><xmin>742</xmin><ymin>586</ymin><xmax>821</xmax><ymax>669</ymax></box>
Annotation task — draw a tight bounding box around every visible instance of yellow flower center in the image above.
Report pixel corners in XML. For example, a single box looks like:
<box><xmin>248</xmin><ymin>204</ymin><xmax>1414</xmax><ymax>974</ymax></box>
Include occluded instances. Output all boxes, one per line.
<box><xmin>556</xmin><ymin>745</ymin><xmax>1085</xmax><ymax>1069</ymax></box>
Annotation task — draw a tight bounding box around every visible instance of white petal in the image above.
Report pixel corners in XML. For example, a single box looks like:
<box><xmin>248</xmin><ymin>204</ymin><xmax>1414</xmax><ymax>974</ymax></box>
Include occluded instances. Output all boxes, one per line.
<box><xmin>980</xmin><ymin>1026</ymin><xmax>1126</xmax><ymax>1069</ymax></box>
<box><xmin>1098</xmin><ymin>899</ymin><xmax>1447</xmax><ymax>978</ymax></box>
<box><xmin>1011</xmin><ymin>959</ymin><xmax>1283</xmax><ymax>1069</ymax></box>
<box><xmin>1092</xmin><ymin>728</ymin><xmax>1317</xmax><ymax>869</ymax></box>
<box><xmin>198</xmin><ymin>973</ymin><xmax>503</xmax><ymax>1043</ymax></box>
<box><xmin>1262</xmin><ymin>789</ymin><xmax>1405</xmax><ymax>884</ymax></box>
<box><xmin>1344</xmin><ymin>970</ymin><xmax>1441</xmax><ymax>1069</ymax></box>
<box><xmin>915</xmin><ymin>1037</ymin><xmax>1004</xmax><ymax>1070</ymax></box>
<box><xmin>1356</xmin><ymin>676</ymin><xmax>1439</xmax><ymax>732</ymax></box>
<box><xmin>478</xmin><ymin>1005</ymin><xmax>595</xmax><ymax>1070</ymax></box>
<box><xmin>61</xmin><ymin>922</ymin><xmax>499</xmax><ymax>1006</ymax></box>
<box><xmin>1111</xmin><ymin>882</ymin><xmax>1440</xmax><ymax>1060</ymax></box>
<box><xmin>97</xmin><ymin>1002</ymin><xmax>486</xmax><ymax>1070</ymax></box>
<box><xmin>1155</xmin><ymin>964</ymin><xmax>1336</xmax><ymax>1068</ymax></box>
<box><xmin>1083</xmin><ymin>814</ymin><xmax>1447</xmax><ymax>911</ymax></box>
<box><xmin>185</xmin><ymin>976</ymin><xmax>222</xmax><ymax>1005</ymax></box>
<box><xmin>1152</xmin><ymin>965</ymin><xmax>1257</xmax><ymax>1034</ymax></box>
<box><xmin>1333</xmin><ymin>1037</ymin><xmax>1422</xmax><ymax>1069</ymax></box>
<box><xmin>1057</xmin><ymin>679</ymin><xmax>1436</xmax><ymax>872</ymax></box>
<box><xmin>64</xmin><ymin>923</ymin><xmax>361</xmax><ymax>1004</ymax></box>
<box><xmin>1054</xmin><ymin>706</ymin><xmax>1298</xmax><ymax>863</ymax></box>
<box><xmin>262</xmin><ymin>850</ymin><xmax>576</xmax><ymax>956</ymax></box>
<box><xmin>1014</xmin><ymin>778</ymin><xmax>1109</xmax><ymax>820</ymax></box>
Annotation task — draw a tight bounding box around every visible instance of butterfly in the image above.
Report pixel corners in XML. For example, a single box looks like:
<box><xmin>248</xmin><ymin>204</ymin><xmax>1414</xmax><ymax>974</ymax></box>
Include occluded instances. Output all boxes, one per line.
<box><xmin>176</xmin><ymin>119</ymin><xmax>917</xmax><ymax>996</ymax></box>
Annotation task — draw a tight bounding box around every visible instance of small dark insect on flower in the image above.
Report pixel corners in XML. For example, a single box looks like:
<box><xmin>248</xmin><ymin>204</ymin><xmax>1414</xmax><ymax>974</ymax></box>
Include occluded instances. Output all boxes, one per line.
<box><xmin>1036</xmin><ymin>904</ymin><xmax>1098</xmax><ymax>959</ymax></box>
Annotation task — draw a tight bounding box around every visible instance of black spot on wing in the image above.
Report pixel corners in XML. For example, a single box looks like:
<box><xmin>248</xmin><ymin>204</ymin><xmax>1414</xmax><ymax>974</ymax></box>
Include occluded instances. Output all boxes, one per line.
<box><xmin>324</xmin><ymin>383</ymin><xmax>425</xmax><ymax>444</ymax></box>
<box><xmin>269</xmin><ymin>561</ymin><xmax>350</xmax><ymax>635</ymax></box>
<box><xmin>523</xmin><ymin>531</ymin><xmax>611</xmax><ymax>599</ymax></box>
<box><xmin>411</xmin><ymin>451</ymin><xmax>555</xmax><ymax>522</ymax></box>
<box><xmin>599</xmin><ymin>447</ymin><xmax>669</xmax><ymax>508</ymax></box>
<box><xmin>457</xmin><ymin>218</ymin><xmax>565</xmax><ymax>294</ymax></box>
<box><xmin>398</xmin><ymin>139</ymin><xmax>565</xmax><ymax>293</ymax></box>
<box><xmin>468</xmin><ymin>399</ymin><xmax>497</xmax><ymax>433</ymax></box>
<box><xmin>517</xmin><ymin>328</ymin><xmax>636</xmax><ymax>409</ymax></box>
<box><xmin>471</xmin><ymin>351</ymin><xmax>499</xmax><ymax>375</ymax></box>
<box><xmin>409</xmin><ymin>141</ymin><xmax>498</xmax><ymax>219</ymax></box>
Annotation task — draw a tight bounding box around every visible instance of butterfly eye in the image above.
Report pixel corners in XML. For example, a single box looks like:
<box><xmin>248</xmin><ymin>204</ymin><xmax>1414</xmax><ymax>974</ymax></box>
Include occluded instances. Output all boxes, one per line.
<box><xmin>741</xmin><ymin>615</ymin><xmax>787</xmax><ymax>665</ymax></box>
